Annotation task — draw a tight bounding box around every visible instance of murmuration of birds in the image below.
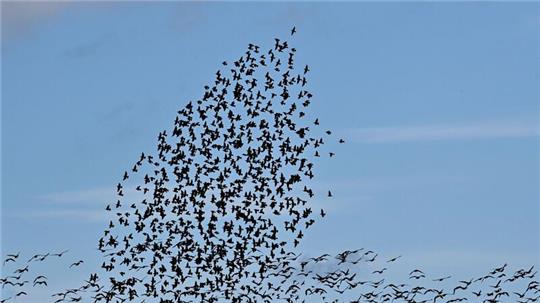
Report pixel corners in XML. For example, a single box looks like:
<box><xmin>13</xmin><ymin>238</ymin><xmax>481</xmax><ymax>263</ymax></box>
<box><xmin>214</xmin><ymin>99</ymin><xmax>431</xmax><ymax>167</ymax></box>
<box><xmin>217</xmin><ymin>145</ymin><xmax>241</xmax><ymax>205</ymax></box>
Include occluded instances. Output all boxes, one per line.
<box><xmin>1</xmin><ymin>27</ymin><xmax>538</xmax><ymax>303</ymax></box>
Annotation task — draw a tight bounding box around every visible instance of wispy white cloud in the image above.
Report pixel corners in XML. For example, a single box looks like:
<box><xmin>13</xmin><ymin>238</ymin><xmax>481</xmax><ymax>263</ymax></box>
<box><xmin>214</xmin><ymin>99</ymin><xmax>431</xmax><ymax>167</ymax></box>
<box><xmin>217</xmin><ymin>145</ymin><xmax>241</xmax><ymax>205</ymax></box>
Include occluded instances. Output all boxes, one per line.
<box><xmin>28</xmin><ymin>183</ymin><xmax>152</xmax><ymax>221</ymax></box>
<box><xmin>348</xmin><ymin>118</ymin><xmax>540</xmax><ymax>143</ymax></box>
<box><xmin>15</xmin><ymin>209</ymin><xmax>108</xmax><ymax>222</ymax></box>
<box><xmin>23</xmin><ymin>186</ymin><xmax>119</xmax><ymax>222</ymax></box>
<box><xmin>38</xmin><ymin>184</ymin><xmax>146</xmax><ymax>206</ymax></box>
<box><xmin>398</xmin><ymin>249</ymin><xmax>540</xmax><ymax>277</ymax></box>
<box><xmin>39</xmin><ymin>187</ymin><xmax>115</xmax><ymax>204</ymax></box>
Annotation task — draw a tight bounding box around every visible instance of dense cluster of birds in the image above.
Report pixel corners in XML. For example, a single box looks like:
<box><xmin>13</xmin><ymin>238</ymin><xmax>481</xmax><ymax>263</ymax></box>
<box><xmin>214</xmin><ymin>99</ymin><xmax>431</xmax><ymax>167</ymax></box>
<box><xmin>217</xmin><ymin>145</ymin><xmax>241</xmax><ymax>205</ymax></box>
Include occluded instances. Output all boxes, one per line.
<box><xmin>1</xmin><ymin>28</ymin><xmax>538</xmax><ymax>302</ymax></box>
<box><xmin>90</xmin><ymin>25</ymin><xmax>337</xmax><ymax>303</ymax></box>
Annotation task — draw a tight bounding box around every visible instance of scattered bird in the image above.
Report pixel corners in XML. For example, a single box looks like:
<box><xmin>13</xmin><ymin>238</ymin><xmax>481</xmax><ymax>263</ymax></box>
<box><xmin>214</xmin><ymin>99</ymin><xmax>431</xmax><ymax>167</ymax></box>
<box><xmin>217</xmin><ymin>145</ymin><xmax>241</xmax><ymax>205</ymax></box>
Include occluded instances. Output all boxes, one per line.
<box><xmin>387</xmin><ymin>255</ymin><xmax>402</xmax><ymax>263</ymax></box>
<box><xmin>433</xmin><ymin>276</ymin><xmax>452</xmax><ymax>282</ymax></box>
<box><xmin>3</xmin><ymin>253</ymin><xmax>19</xmax><ymax>265</ymax></box>
<box><xmin>69</xmin><ymin>260</ymin><xmax>84</xmax><ymax>268</ymax></box>
<box><xmin>52</xmin><ymin>250</ymin><xmax>69</xmax><ymax>257</ymax></box>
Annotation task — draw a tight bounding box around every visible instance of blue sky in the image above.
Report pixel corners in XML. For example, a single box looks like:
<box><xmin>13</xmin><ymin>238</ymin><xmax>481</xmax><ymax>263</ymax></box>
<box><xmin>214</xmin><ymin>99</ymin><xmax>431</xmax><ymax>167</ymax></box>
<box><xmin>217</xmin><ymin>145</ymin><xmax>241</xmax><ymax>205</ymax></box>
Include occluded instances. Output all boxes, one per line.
<box><xmin>2</xmin><ymin>2</ymin><xmax>539</xmax><ymax>301</ymax></box>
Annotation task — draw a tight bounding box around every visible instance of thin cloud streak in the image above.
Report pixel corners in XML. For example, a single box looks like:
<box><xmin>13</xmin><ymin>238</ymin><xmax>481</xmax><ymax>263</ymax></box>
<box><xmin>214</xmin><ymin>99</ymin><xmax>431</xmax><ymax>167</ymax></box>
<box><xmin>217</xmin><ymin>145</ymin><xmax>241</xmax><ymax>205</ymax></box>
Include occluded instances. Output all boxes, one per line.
<box><xmin>12</xmin><ymin>209</ymin><xmax>108</xmax><ymax>222</ymax></box>
<box><xmin>348</xmin><ymin>119</ymin><xmax>540</xmax><ymax>143</ymax></box>
<box><xmin>400</xmin><ymin>249</ymin><xmax>540</xmax><ymax>272</ymax></box>
<box><xmin>39</xmin><ymin>187</ymin><xmax>115</xmax><ymax>204</ymax></box>
<box><xmin>24</xmin><ymin>185</ymin><xmax>142</xmax><ymax>222</ymax></box>
<box><xmin>38</xmin><ymin>185</ymin><xmax>143</xmax><ymax>205</ymax></box>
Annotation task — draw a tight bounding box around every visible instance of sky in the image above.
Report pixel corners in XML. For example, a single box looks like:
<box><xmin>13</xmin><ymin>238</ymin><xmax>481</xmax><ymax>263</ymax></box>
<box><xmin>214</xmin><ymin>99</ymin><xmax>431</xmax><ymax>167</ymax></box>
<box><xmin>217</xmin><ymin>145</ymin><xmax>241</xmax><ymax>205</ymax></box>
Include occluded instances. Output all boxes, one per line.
<box><xmin>1</xmin><ymin>1</ymin><xmax>539</xmax><ymax>302</ymax></box>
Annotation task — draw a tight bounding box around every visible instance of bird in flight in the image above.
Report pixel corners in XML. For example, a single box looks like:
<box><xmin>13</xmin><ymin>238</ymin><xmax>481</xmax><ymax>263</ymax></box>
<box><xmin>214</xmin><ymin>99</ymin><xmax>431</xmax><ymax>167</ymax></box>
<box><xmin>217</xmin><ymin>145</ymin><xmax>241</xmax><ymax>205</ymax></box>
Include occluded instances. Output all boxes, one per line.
<box><xmin>69</xmin><ymin>260</ymin><xmax>84</xmax><ymax>268</ymax></box>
